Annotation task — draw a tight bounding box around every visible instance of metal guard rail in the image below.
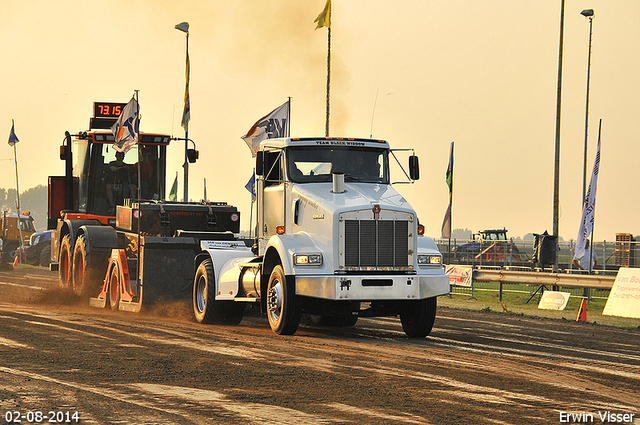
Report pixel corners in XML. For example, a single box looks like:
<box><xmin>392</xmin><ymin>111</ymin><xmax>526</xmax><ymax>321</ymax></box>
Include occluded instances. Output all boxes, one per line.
<box><xmin>472</xmin><ymin>268</ymin><xmax>615</xmax><ymax>290</ymax></box>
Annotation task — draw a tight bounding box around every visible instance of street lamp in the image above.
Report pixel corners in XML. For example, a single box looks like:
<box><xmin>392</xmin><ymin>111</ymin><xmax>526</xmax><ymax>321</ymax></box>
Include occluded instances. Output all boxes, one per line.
<box><xmin>580</xmin><ymin>9</ymin><xmax>594</xmax><ymax>203</ymax></box>
<box><xmin>175</xmin><ymin>21</ymin><xmax>190</xmax><ymax>202</ymax></box>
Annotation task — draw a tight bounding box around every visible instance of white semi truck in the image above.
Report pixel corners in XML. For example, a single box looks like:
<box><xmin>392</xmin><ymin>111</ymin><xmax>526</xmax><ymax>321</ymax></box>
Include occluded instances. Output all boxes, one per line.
<box><xmin>192</xmin><ymin>137</ymin><xmax>449</xmax><ymax>337</ymax></box>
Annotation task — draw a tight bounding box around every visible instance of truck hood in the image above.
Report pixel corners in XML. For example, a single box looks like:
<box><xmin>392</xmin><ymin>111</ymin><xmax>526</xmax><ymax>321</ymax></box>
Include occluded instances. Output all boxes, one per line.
<box><xmin>292</xmin><ymin>182</ymin><xmax>414</xmax><ymax>215</ymax></box>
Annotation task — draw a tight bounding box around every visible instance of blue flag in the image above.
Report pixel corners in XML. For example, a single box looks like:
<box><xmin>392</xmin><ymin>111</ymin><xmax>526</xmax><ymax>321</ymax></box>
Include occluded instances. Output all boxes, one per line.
<box><xmin>8</xmin><ymin>120</ymin><xmax>19</xmax><ymax>146</ymax></box>
<box><xmin>245</xmin><ymin>172</ymin><xmax>256</xmax><ymax>201</ymax></box>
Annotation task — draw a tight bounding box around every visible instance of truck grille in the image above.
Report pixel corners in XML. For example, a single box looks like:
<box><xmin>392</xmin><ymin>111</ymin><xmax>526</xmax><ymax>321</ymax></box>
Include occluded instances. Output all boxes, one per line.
<box><xmin>344</xmin><ymin>220</ymin><xmax>409</xmax><ymax>269</ymax></box>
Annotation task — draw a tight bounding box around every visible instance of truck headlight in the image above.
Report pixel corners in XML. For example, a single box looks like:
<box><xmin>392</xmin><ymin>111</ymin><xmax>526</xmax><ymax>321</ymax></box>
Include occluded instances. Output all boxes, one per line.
<box><xmin>294</xmin><ymin>253</ymin><xmax>323</xmax><ymax>266</ymax></box>
<box><xmin>417</xmin><ymin>254</ymin><xmax>442</xmax><ymax>265</ymax></box>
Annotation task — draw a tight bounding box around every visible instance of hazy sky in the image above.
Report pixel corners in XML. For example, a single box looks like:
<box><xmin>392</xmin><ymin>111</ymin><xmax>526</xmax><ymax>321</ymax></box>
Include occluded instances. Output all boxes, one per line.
<box><xmin>1</xmin><ymin>1</ymin><xmax>639</xmax><ymax>241</ymax></box>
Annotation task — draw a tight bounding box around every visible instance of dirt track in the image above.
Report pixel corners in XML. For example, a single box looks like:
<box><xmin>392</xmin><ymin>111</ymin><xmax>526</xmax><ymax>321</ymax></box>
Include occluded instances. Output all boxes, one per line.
<box><xmin>1</xmin><ymin>266</ymin><xmax>639</xmax><ymax>424</ymax></box>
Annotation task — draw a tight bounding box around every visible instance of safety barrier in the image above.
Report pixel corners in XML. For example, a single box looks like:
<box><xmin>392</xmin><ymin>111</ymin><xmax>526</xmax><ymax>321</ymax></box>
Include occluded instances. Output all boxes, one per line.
<box><xmin>447</xmin><ymin>264</ymin><xmax>617</xmax><ymax>301</ymax></box>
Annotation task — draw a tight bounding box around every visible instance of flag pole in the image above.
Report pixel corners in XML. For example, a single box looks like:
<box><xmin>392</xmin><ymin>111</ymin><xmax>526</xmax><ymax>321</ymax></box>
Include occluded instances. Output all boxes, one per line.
<box><xmin>325</xmin><ymin>26</ymin><xmax>331</xmax><ymax>137</ymax></box>
<box><xmin>134</xmin><ymin>90</ymin><xmax>142</xmax><ymax>289</ymax></box>
<box><xmin>183</xmin><ymin>28</ymin><xmax>190</xmax><ymax>203</ymax></box>
<box><xmin>135</xmin><ymin>90</ymin><xmax>141</xmax><ymax>206</ymax></box>
<box><xmin>287</xmin><ymin>97</ymin><xmax>292</xmax><ymax>137</ymax></box>
<box><xmin>12</xmin><ymin>140</ymin><xmax>24</xmax><ymax>263</ymax></box>
<box><xmin>448</xmin><ymin>142</ymin><xmax>454</xmax><ymax>264</ymax></box>
<box><xmin>314</xmin><ymin>0</ymin><xmax>331</xmax><ymax>136</ymax></box>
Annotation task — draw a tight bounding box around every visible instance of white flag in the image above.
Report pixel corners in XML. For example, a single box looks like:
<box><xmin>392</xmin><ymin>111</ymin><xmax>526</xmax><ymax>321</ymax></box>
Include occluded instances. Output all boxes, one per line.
<box><xmin>241</xmin><ymin>101</ymin><xmax>289</xmax><ymax>157</ymax></box>
<box><xmin>111</xmin><ymin>96</ymin><xmax>140</xmax><ymax>153</ymax></box>
<box><xmin>575</xmin><ymin>124</ymin><xmax>601</xmax><ymax>259</ymax></box>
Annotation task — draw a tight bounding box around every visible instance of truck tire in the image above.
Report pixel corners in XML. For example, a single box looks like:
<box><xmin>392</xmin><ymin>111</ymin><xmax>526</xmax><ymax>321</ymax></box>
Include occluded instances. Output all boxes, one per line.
<box><xmin>59</xmin><ymin>235</ymin><xmax>73</xmax><ymax>290</ymax></box>
<box><xmin>108</xmin><ymin>264</ymin><xmax>121</xmax><ymax>311</ymax></box>
<box><xmin>266</xmin><ymin>265</ymin><xmax>301</xmax><ymax>335</ymax></box>
<box><xmin>193</xmin><ymin>259</ymin><xmax>244</xmax><ymax>325</ymax></box>
<box><xmin>399</xmin><ymin>297</ymin><xmax>437</xmax><ymax>338</ymax></box>
<box><xmin>39</xmin><ymin>245</ymin><xmax>51</xmax><ymax>267</ymax></box>
<box><xmin>72</xmin><ymin>235</ymin><xmax>109</xmax><ymax>298</ymax></box>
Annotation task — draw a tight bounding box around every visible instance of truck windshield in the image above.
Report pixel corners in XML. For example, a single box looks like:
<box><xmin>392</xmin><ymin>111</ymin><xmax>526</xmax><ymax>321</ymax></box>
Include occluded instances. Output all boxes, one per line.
<box><xmin>19</xmin><ymin>219</ymin><xmax>34</xmax><ymax>232</ymax></box>
<box><xmin>287</xmin><ymin>147</ymin><xmax>388</xmax><ymax>184</ymax></box>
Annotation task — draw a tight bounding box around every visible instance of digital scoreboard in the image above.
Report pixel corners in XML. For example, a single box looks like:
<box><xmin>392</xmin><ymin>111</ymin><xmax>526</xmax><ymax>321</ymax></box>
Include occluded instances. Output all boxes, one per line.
<box><xmin>93</xmin><ymin>102</ymin><xmax>126</xmax><ymax>118</ymax></box>
<box><xmin>90</xmin><ymin>102</ymin><xmax>126</xmax><ymax>129</ymax></box>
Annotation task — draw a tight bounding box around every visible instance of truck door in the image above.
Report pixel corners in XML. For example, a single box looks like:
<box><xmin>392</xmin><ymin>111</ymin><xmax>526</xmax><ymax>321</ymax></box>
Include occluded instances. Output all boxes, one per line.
<box><xmin>259</xmin><ymin>151</ymin><xmax>285</xmax><ymax>246</ymax></box>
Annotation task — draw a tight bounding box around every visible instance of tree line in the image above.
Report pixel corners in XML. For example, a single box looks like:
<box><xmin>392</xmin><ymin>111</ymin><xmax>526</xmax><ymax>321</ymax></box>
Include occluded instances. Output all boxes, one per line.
<box><xmin>0</xmin><ymin>185</ymin><xmax>48</xmax><ymax>231</ymax></box>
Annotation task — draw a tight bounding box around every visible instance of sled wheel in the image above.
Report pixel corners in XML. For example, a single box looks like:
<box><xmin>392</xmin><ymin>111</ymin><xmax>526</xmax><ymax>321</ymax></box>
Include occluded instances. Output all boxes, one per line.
<box><xmin>108</xmin><ymin>264</ymin><xmax>121</xmax><ymax>311</ymax></box>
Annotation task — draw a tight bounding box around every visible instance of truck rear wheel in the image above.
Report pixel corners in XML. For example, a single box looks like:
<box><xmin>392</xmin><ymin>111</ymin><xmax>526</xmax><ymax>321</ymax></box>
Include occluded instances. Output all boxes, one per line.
<box><xmin>399</xmin><ymin>297</ymin><xmax>437</xmax><ymax>338</ymax></box>
<box><xmin>72</xmin><ymin>235</ymin><xmax>109</xmax><ymax>298</ymax></box>
<box><xmin>193</xmin><ymin>259</ymin><xmax>244</xmax><ymax>325</ymax></box>
<box><xmin>39</xmin><ymin>244</ymin><xmax>51</xmax><ymax>267</ymax></box>
<box><xmin>266</xmin><ymin>265</ymin><xmax>301</xmax><ymax>335</ymax></box>
<box><xmin>58</xmin><ymin>235</ymin><xmax>73</xmax><ymax>290</ymax></box>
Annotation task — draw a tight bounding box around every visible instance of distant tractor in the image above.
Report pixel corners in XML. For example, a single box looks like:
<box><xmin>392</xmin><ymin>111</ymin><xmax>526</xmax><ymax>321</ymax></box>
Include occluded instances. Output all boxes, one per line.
<box><xmin>453</xmin><ymin>229</ymin><xmax>523</xmax><ymax>264</ymax></box>
<box><xmin>0</xmin><ymin>211</ymin><xmax>36</xmax><ymax>263</ymax></box>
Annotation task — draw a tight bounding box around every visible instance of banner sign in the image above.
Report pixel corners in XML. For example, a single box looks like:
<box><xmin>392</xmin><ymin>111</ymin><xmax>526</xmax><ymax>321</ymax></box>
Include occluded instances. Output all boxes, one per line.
<box><xmin>445</xmin><ymin>265</ymin><xmax>473</xmax><ymax>287</ymax></box>
<box><xmin>538</xmin><ymin>291</ymin><xmax>571</xmax><ymax>310</ymax></box>
<box><xmin>603</xmin><ymin>267</ymin><xmax>640</xmax><ymax>319</ymax></box>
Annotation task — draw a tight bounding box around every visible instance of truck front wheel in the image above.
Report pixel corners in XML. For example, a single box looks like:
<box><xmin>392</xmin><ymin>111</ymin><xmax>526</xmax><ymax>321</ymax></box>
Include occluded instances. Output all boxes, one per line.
<box><xmin>266</xmin><ymin>265</ymin><xmax>301</xmax><ymax>335</ymax></box>
<box><xmin>399</xmin><ymin>297</ymin><xmax>437</xmax><ymax>338</ymax></box>
<box><xmin>193</xmin><ymin>259</ymin><xmax>244</xmax><ymax>325</ymax></box>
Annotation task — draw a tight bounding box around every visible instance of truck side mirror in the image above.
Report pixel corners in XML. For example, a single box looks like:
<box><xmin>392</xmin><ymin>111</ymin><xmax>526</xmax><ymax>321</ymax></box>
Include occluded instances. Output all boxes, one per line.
<box><xmin>60</xmin><ymin>131</ymin><xmax>72</xmax><ymax>161</ymax></box>
<box><xmin>59</xmin><ymin>145</ymin><xmax>70</xmax><ymax>161</ymax></box>
<box><xmin>187</xmin><ymin>148</ymin><xmax>198</xmax><ymax>163</ymax></box>
<box><xmin>409</xmin><ymin>155</ymin><xmax>419</xmax><ymax>180</ymax></box>
<box><xmin>255</xmin><ymin>151</ymin><xmax>265</xmax><ymax>176</ymax></box>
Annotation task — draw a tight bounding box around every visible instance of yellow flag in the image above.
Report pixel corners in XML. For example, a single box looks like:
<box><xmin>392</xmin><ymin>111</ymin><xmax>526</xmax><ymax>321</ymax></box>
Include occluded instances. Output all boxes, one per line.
<box><xmin>314</xmin><ymin>0</ymin><xmax>331</xmax><ymax>29</ymax></box>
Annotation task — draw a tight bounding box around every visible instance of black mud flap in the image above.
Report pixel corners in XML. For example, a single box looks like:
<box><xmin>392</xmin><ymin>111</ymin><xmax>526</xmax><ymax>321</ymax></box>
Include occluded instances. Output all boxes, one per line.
<box><xmin>139</xmin><ymin>236</ymin><xmax>200</xmax><ymax>303</ymax></box>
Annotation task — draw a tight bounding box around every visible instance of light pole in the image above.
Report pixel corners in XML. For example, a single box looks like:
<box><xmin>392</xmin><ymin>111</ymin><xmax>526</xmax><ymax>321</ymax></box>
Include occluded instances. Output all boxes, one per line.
<box><xmin>580</xmin><ymin>9</ymin><xmax>594</xmax><ymax>202</ymax></box>
<box><xmin>580</xmin><ymin>9</ymin><xmax>594</xmax><ymax>295</ymax></box>
<box><xmin>175</xmin><ymin>21</ymin><xmax>190</xmax><ymax>202</ymax></box>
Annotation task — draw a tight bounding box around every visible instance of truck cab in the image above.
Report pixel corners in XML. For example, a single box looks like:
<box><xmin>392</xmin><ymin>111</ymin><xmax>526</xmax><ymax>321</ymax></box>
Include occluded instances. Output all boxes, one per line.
<box><xmin>196</xmin><ymin>137</ymin><xmax>449</xmax><ymax>337</ymax></box>
<box><xmin>50</xmin><ymin>131</ymin><xmax>169</xmax><ymax>225</ymax></box>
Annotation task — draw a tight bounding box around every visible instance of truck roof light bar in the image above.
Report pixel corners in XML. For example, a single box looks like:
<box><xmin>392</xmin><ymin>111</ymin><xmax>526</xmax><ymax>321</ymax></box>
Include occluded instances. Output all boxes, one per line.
<box><xmin>291</xmin><ymin>137</ymin><xmax>386</xmax><ymax>143</ymax></box>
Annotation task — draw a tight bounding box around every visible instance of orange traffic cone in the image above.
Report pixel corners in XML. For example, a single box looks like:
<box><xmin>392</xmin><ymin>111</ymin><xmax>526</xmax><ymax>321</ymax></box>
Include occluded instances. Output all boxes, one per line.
<box><xmin>576</xmin><ymin>297</ymin><xmax>587</xmax><ymax>322</ymax></box>
<box><xmin>12</xmin><ymin>254</ymin><xmax>19</xmax><ymax>268</ymax></box>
